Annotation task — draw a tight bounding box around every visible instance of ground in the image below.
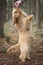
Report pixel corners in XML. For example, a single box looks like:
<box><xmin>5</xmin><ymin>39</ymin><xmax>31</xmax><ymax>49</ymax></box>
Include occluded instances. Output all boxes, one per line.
<box><xmin>0</xmin><ymin>51</ymin><xmax>43</xmax><ymax>65</ymax></box>
<box><xmin>0</xmin><ymin>38</ymin><xmax>43</xmax><ymax>65</ymax></box>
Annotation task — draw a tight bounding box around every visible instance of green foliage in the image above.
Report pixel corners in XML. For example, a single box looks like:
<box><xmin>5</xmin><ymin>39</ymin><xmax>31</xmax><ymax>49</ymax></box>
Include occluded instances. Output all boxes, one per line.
<box><xmin>5</xmin><ymin>36</ymin><xmax>10</xmax><ymax>43</ymax></box>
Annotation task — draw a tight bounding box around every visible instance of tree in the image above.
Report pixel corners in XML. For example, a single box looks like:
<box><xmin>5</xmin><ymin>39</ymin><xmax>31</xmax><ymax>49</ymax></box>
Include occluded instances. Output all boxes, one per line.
<box><xmin>36</xmin><ymin>0</ymin><xmax>41</xmax><ymax>28</ymax></box>
<box><xmin>0</xmin><ymin>0</ymin><xmax>6</xmax><ymax>37</ymax></box>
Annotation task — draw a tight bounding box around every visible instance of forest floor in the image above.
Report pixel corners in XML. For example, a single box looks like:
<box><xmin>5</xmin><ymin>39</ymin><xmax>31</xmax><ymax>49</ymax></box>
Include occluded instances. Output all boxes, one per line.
<box><xmin>0</xmin><ymin>37</ymin><xmax>43</xmax><ymax>65</ymax></box>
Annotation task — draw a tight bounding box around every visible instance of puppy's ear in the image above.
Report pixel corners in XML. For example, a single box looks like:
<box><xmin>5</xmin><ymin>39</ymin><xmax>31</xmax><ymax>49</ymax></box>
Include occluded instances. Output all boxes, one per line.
<box><xmin>26</xmin><ymin>15</ymin><xmax>34</xmax><ymax>22</ymax></box>
<box><xmin>12</xmin><ymin>7</ymin><xmax>16</xmax><ymax>15</ymax></box>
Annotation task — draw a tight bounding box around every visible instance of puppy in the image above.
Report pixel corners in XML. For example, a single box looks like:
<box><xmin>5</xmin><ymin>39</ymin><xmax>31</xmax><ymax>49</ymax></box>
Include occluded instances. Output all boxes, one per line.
<box><xmin>7</xmin><ymin>7</ymin><xmax>33</xmax><ymax>62</ymax></box>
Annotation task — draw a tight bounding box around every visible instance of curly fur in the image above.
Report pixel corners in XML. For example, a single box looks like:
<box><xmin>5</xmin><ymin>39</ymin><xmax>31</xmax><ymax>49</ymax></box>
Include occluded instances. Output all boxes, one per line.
<box><xmin>7</xmin><ymin>7</ymin><xmax>33</xmax><ymax>62</ymax></box>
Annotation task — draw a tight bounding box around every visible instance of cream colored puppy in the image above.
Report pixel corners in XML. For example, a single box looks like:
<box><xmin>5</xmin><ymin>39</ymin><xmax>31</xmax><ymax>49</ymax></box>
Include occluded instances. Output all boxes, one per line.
<box><xmin>7</xmin><ymin>8</ymin><xmax>33</xmax><ymax>62</ymax></box>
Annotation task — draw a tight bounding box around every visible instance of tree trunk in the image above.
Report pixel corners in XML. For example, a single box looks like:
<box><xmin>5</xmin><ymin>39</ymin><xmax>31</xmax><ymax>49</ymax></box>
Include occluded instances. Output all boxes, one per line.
<box><xmin>28</xmin><ymin>0</ymin><xmax>31</xmax><ymax>14</ymax></box>
<box><xmin>36</xmin><ymin>0</ymin><xmax>41</xmax><ymax>28</ymax></box>
<box><xmin>0</xmin><ymin>0</ymin><xmax>6</xmax><ymax>37</ymax></box>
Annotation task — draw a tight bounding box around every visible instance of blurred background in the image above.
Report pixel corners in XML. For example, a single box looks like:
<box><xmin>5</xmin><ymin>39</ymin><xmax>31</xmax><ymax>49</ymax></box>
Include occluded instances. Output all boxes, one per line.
<box><xmin>0</xmin><ymin>0</ymin><xmax>43</xmax><ymax>45</ymax></box>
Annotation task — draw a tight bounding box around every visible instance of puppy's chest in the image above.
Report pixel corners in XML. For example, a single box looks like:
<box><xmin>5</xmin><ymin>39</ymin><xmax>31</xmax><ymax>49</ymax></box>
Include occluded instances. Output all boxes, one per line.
<box><xmin>19</xmin><ymin>32</ymin><xmax>31</xmax><ymax>43</ymax></box>
<box><xmin>16</xmin><ymin>18</ymin><xmax>29</xmax><ymax>32</ymax></box>
<box><xmin>18</xmin><ymin>19</ymin><xmax>26</xmax><ymax>31</ymax></box>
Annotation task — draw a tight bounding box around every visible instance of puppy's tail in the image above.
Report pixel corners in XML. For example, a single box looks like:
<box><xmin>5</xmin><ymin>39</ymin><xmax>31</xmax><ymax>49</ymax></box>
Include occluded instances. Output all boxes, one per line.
<box><xmin>7</xmin><ymin>43</ymin><xmax>20</xmax><ymax>53</ymax></box>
